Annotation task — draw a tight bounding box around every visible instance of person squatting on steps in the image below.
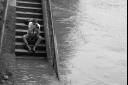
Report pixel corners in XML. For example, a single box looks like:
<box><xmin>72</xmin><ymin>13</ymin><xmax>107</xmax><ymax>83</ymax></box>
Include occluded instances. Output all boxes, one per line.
<box><xmin>23</xmin><ymin>19</ymin><xmax>43</xmax><ymax>52</ymax></box>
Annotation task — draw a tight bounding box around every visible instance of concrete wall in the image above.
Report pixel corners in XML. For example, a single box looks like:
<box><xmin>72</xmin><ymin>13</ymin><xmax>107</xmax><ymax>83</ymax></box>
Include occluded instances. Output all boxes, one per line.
<box><xmin>9</xmin><ymin>0</ymin><xmax>16</xmax><ymax>6</ymax></box>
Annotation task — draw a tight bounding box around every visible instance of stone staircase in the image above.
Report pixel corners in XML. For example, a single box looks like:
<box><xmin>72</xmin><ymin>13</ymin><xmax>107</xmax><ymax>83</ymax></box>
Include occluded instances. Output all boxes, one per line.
<box><xmin>15</xmin><ymin>0</ymin><xmax>47</xmax><ymax>57</ymax></box>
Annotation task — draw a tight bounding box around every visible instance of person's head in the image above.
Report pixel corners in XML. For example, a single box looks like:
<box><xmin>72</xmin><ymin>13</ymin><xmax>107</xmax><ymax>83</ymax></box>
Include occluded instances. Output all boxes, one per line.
<box><xmin>32</xmin><ymin>19</ymin><xmax>38</xmax><ymax>24</ymax></box>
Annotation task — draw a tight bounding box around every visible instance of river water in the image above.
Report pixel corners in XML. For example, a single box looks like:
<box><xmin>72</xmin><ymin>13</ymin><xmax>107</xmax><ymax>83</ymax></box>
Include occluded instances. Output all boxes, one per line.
<box><xmin>52</xmin><ymin>0</ymin><xmax>127</xmax><ymax>85</ymax></box>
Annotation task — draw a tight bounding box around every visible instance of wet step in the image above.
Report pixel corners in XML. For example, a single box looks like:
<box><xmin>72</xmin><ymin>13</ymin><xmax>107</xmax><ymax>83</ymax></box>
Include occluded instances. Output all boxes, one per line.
<box><xmin>15</xmin><ymin>58</ymin><xmax>58</xmax><ymax>85</ymax></box>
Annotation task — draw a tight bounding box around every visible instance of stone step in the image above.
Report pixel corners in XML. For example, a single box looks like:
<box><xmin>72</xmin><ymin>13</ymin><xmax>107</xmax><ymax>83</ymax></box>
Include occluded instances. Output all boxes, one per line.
<box><xmin>15</xmin><ymin>42</ymin><xmax>45</xmax><ymax>47</ymax></box>
<box><xmin>15</xmin><ymin>49</ymin><xmax>46</xmax><ymax>53</ymax></box>
<box><xmin>17</xmin><ymin>0</ymin><xmax>41</xmax><ymax>3</ymax></box>
<box><xmin>16</xmin><ymin>11</ymin><xmax>42</xmax><ymax>15</ymax></box>
<box><xmin>16</xmin><ymin>17</ymin><xmax>42</xmax><ymax>21</ymax></box>
<box><xmin>16</xmin><ymin>6</ymin><xmax>42</xmax><ymax>13</ymax></box>
<box><xmin>15</xmin><ymin>49</ymin><xmax>47</xmax><ymax>57</ymax></box>
<box><xmin>16</xmin><ymin>6</ymin><xmax>42</xmax><ymax>10</ymax></box>
<box><xmin>16</xmin><ymin>17</ymin><xmax>43</xmax><ymax>24</ymax></box>
<box><xmin>16</xmin><ymin>11</ymin><xmax>43</xmax><ymax>19</ymax></box>
<box><xmin>16</xmin><ymin>0</ymin><xmax>46</xmax><ymax>57</ymax></box>
<box><xmin>17</xmin><ymin>1</ymin><xmax>42</xmax><ymax>8</ymax></box>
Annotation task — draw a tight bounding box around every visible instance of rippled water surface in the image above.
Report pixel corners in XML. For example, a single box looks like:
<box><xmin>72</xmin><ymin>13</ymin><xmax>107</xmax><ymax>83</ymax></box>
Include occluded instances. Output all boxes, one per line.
<box><xmin>52</xmin><ymin>0</ymin><xmax>127</xmax><ymax>85</ymax></box>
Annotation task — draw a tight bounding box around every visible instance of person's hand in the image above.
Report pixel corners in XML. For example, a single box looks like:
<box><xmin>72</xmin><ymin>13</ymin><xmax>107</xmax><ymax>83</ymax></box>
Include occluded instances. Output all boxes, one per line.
<box><xmin>35</xmin><ymin>24</ymin><xmax>39</xmax><ymax>29</ymax></box>
<box><xmin>24</xmin><ymin>19</ymin><xmax>29</xmax><ymax>25</ymax></box>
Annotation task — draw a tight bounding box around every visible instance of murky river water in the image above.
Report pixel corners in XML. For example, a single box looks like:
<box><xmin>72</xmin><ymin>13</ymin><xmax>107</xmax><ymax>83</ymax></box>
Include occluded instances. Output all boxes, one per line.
<box><xmin>52</xmin><ymin>0</ymin><xmax>127</xmax><ymax>85</ymax></box>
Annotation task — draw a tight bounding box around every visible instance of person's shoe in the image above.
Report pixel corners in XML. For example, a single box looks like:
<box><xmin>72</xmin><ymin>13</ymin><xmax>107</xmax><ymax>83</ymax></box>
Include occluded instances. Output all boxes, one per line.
<box><xmin>27</xmin><ymin>45</ymin><xmax>32</xmax><ymax>52</ymax></box>
<box><xmin>3</xmin><ymin>75</ymin><xmax>9</xmax><ymax>80</ymax></box>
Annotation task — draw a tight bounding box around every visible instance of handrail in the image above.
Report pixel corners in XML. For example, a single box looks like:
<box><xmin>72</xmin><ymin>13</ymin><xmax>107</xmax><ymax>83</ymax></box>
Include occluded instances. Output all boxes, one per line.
<box><xmin>0</xmin><ymin>0</ymin><xmax>9</xmax><ymax>53</ymax></box>
<box><xmin>42</xmin><ymin>0</ymin><xmax>60</xmax><ymax>80</ymax></box>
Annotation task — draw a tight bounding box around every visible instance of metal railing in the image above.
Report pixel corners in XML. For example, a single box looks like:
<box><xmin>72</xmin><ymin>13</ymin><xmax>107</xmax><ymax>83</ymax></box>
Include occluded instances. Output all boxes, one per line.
<box><xmin>0</xmin><ymin>0</ymin><xmax>9</xmax><ymax>53</ymax></box>
<box><xmin>42</xmin><ymin>0</ymin><xmax>60</xmax><ymax>80</ymax></box>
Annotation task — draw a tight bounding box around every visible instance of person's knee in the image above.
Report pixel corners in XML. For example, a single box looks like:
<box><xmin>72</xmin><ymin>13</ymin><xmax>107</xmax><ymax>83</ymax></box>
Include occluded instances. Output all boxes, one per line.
<box><xmin>23</xmin><ymin>34</ymin><xmax>28</xmax><ymax>39</ymax></box>
<box><xmin>38</xmin><ymin>36</ymin><xmax>42</xmax><ymax>40</ymax></box>
<box><xmin>22</xmin><ymin>35</ymin><xmax>25</xmax><ymax>38</ymax></box>
<box><xmin>22</xmin><ymin>36</ymin><xmax>25</xmax><ymax>39</ymax></box>
<box><xmin>23</xmin><ymin>36</ymin><xmax>27</xmax><ymax>41</ymax></box>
